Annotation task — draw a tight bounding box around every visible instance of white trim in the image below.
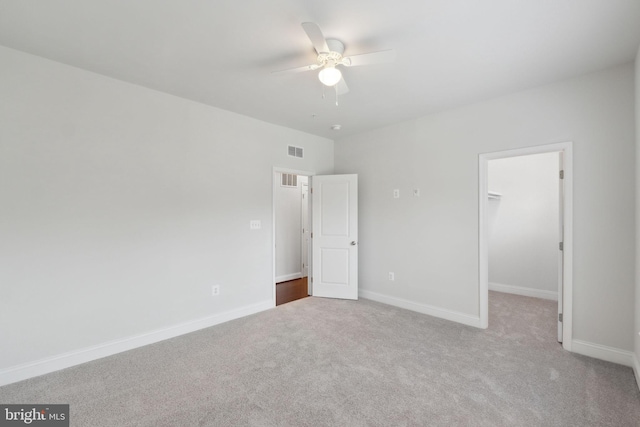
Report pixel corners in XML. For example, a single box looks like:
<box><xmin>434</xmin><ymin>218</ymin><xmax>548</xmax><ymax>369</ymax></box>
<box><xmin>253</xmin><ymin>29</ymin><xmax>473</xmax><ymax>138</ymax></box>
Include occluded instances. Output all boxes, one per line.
<box><xmin>489</xmin><ymin>282</ymin><xmax>558</xmax><ymax>301</ymax></box>
<box><xmin>479</xmin><ymin>141</ymin><xmax>573</xmax><ymax>350</ymax></box>
<box><xmin>360</xmin><ymin>289</ymin><xmax>482</xmax><ymax>328</ymax></box>
<box><xmin>633</xmin><ymin>353</ymin><xmax>640</xmax><ymax>392</ymax></box>
<box><xmin>0</xmin><ymin>300</ymin><xmax>273</xmax><ymax>387</ymax></box>
<box><xmin>275</xmin><ymin>272</ymin><xmax>303</xmax><ymax>283</ymax></box>
<box><xmin>479</xmin><ymin>156</ymin><xmax>489</xmax><ymax>329</ymax></box>
<box><xmin>571</xmin><ymin>339</ymin><xmax>635</xmax><ymax>367</ymax></box>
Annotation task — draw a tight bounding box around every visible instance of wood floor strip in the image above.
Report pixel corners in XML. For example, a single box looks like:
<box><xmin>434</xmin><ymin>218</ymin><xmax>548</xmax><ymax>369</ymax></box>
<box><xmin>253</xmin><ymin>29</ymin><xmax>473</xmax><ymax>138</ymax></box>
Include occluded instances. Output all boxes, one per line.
<box><xmin>276</xmin><ymin>277</ymin><xmax>308</xmax><ymax>306</ymax></box>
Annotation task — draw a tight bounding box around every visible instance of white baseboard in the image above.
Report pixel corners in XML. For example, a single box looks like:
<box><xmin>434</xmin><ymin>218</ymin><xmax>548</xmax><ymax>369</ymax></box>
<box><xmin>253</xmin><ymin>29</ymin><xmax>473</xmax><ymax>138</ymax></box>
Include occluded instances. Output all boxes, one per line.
<box><xmin>0</xmin><ymin>300</ymin><xmax>273</xmax><ymax>387</ymax></box>
<box><xmin>359</xmin><ymin>289</ymin><xmax>482</xmax><ymax>328</ymax></box>
<box><xmin>489</xmin><ymin>282</ymin><xmax>558</xmax><ymax>301</ymax></box>
<box><xmin>275</xmin><ymin>272</ymin><xmax>302</xmax><ymax>283</ymax></box>
<box><xmin>571</xmin><ymin>339</ymin><xmax>634</xmax><ymax>367</ymax></box>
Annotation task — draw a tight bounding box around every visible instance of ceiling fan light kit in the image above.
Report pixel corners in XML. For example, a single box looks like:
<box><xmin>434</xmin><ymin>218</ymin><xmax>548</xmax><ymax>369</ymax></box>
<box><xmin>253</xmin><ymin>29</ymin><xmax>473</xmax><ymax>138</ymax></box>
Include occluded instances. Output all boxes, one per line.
<box><xmin>318</xmin><ymin>65</ymin><xmax>342</xmax><ymax>86</ymax></box>
<box><xmin>274</xmin><ymin>22</ymin><xmax>395</xmax><ymax>97</ymax></box>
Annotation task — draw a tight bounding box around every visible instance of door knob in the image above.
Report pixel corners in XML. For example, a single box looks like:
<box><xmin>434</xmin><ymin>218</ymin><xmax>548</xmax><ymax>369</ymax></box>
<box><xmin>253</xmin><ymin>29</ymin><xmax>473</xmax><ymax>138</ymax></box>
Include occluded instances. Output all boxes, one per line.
<box><xmin>350</xmin><ymin>241</ymin><xmax>357</xmax><ymax>246</ymax></box>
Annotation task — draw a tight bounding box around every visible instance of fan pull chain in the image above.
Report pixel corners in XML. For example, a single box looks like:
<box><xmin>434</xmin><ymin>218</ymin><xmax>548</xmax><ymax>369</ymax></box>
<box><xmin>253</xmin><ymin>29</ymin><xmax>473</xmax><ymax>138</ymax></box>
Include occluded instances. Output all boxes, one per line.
<box><xmin>335</xmin><ymin>86</ymin><xmax>339</xmax><ymax>106</ymax></box>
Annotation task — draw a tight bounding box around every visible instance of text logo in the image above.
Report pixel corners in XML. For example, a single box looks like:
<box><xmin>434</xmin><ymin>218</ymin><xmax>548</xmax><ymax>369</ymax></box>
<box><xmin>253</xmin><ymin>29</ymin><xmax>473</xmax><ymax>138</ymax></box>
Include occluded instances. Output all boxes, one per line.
<box><xmin>0</xmin><ymin>405</ymin><xmax>69</xmax><ymax>426</ymax></box>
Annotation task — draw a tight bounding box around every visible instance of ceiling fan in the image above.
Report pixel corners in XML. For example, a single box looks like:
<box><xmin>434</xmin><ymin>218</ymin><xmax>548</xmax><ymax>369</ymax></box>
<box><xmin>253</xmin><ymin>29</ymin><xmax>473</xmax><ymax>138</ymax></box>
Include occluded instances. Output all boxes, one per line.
<box><xmin>274</xmin><ymin>22</ymin><xmax>395</xmax><ymax>95</ymax></box>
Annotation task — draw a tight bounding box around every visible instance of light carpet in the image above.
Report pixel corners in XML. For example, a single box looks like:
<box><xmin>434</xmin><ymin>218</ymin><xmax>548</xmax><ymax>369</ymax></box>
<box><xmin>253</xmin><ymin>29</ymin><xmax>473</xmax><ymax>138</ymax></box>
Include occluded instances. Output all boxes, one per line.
<box><xmin>1</xmin><ymin>292</ymin><xmax>639</xmax><ymax>426</ymax></box>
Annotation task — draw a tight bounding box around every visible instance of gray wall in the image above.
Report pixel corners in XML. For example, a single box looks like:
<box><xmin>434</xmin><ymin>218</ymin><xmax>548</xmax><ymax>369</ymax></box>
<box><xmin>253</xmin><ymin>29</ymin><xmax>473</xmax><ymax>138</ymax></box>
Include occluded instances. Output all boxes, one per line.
<box><xmin>335</xmin><ymin>64</ymin><xmax>636</xmax><ymax>351</ymax></box>
<box><xmin>0</xmin><ymin>46</ymin><xmax>334</xmax><ymax>371</ymax></box>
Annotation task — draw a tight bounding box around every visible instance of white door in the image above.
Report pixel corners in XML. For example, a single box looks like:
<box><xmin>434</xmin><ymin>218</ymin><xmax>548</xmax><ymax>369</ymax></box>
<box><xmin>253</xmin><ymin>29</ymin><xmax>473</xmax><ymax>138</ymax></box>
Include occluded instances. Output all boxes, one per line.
<box><xmin>558</xmin><ymin>152</ymin><xmax>564</xmax><ymax>342</ymax></box>
<box><xmin>311</xmin><ymin>174</ymin><xmax>358</xmax><ymax>300</ymax></box>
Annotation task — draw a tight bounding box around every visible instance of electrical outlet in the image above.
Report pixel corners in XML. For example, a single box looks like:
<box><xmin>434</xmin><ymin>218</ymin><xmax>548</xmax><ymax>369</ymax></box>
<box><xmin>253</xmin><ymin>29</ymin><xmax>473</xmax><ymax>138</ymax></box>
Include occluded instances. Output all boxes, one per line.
<box><xmin>393</xmin><ymin>189</ymin><xmax>400</xmax><ymax>199</ymax></box>
<box><xmin>250</xmin><ymin>220</ymin><xmax>261</xmax><ymax>230</ymax></box>
<box><xmin>212</xmin><ymin>285</ymin><xmax>220</xmax><ymax>296</ymax></box>
<box><xmin>388</xmin><ymin>272</ymin><xmax>395</xmax><ymax>281</ymax></box>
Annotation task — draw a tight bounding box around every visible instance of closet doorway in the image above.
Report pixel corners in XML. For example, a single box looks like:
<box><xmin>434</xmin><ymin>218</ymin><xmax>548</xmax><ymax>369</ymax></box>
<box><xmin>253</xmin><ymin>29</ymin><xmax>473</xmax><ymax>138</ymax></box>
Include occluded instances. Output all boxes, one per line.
<box><xmin>274</xmin><ymin>169</ymin><xmax>311</xmax><ymax>306</ymax></box>
<box><xmin>479</xmin><ymin>142</ymin><xmax>573</xmax><ymax>350</ymax></box>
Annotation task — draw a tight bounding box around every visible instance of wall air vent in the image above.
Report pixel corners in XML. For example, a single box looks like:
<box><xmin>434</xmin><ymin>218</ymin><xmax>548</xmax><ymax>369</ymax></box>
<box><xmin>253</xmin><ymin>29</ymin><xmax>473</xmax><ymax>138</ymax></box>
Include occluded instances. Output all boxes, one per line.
<box><xmin>281</xmin><ymin>173</ymin><xmax>298</xmax><ymax>187</ymax></box>
<box><xmin>287</xmin><ymin>145</ymin><xmax>304</xmax><ymax>158</ymax></box>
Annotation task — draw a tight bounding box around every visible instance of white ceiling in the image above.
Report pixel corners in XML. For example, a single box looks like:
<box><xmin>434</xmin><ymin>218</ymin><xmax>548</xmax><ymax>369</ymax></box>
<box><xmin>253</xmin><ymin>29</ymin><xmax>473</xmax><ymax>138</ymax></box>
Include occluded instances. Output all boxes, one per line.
<box><xmin>1</xmin><ymin>0</ymin><xmax>640</xmax><ymax>139</ymax></box>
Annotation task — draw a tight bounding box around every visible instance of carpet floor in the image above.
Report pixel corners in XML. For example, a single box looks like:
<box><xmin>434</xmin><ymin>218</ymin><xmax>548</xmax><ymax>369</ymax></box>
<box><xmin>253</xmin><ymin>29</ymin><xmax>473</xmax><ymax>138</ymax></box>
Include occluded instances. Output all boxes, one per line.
<box><xmin>1</xmin><ymin>292</ymin><xmax>639</xmax><ymax>426</ymax></box>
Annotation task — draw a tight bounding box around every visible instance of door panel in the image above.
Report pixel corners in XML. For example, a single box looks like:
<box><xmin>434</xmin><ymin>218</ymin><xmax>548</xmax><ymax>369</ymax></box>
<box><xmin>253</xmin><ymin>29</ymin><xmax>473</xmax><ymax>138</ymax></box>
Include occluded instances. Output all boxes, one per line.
<box><xmin>320</xmin><ymin>181</ymin><xmax>350</xmax><ymax>236</ymax></box>
<box><xmin>320</xmin><ymin>248</ymin><xmax>350</xmax><ymax>284</ymax></box>
<box><xmin>312</xmin><ymin>174</ymin><xmax>358</xmax><ymax>300</ymax></box>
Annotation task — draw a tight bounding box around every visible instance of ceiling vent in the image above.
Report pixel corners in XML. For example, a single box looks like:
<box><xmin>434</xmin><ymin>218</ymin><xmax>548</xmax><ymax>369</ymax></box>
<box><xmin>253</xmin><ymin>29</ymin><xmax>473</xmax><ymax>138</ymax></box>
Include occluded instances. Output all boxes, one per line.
<box><xmin>288</xmin><ymin>145</ymin><xmax>304</xmax><ymax>158</ymax></box>
<box><xmin>281</xmin><ymin>173</ymin><xmax>298</xmax><ymax>187</ymax></box>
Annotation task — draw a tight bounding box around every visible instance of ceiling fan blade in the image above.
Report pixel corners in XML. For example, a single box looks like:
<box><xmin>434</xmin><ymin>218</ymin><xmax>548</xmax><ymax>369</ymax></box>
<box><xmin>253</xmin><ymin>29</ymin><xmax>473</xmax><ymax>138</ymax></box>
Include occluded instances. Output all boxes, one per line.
<box><xmin>271</xmin><ymin>63</ymin><xmax>320</xmax><ymax>74</ymax></box>
<box><xmin>343</xmin><ymin>49</ymin><xmax>396</xmax><ymax>67</ymax></box>
<box><xmin>301</xmin><ymin>22</ymin><xmax>329</xmax><ymax>54</ymax></box>
<box><xmin>336</xmin><ymin>77</ymin><xmax>349</xmax><ymax>95</ymax></box>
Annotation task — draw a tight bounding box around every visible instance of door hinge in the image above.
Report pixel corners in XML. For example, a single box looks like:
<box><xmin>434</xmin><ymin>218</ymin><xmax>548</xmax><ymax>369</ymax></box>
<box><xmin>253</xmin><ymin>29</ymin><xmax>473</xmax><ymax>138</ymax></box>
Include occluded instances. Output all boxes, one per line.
<box><xmin>559</xmin><ymin>242</ymin><xmax>564</xmax><ymax>251</ymax></box>
<box><xmin>559</xmin><ymin>313</ymin><xmax>563</xmax><ymax>322</ymax></box>
<box><xmin>311</xmin><ymin>232</ymin><xmax>313</xmax><ymax>238</ymax></box>
<box><xmin>310</xmin><ymin>188</ymin><xmax>313</xmax><ymax>194</ymax></box>
<box><xmin>559</xmin><ymin>170</ymin><xmax>564</xmax><ymax>179</ymax></box>
<box><xmin>310</xmin><ymin>277</ymin><xmax>313</xmax><ymax>283</ymax></box>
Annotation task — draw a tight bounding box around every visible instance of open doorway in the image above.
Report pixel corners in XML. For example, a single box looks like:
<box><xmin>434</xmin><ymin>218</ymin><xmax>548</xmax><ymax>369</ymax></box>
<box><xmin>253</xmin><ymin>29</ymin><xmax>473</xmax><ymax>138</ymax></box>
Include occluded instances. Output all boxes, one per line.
<box><xmin>488</xmin><ymin>152</ymin><xmax>561</xmax><ymax>342</ymax></box>
<box><xmin>272</xmin><ymin>169</ymin><xmax>359</xmax><ymax>305</ymax></box>
<box><xmin>274</xmin><ymin>169</ymin><xmax>311</xmax><ymax>306</ymax></box>
<box><xmin>479</xmin><ymin>142</ymin><xmax>573</xmax><ymax>351</ymax></box>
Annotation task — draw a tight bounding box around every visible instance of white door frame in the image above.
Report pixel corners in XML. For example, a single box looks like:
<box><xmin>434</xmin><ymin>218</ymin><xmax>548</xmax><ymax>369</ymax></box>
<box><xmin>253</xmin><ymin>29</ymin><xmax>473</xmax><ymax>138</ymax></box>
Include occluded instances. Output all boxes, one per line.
<box><xmin>272</xmin><ymin>167</ymin><xmax>315</xmax><ymax>306</ymax></box>
<box><xmin>478</xmin><ymin>141</ymin><xmax>573</xmax><ymax>351</ymax></box>
<box><xmin>301</xmin><ymin>180</ymin><xmax>310</xmax><ymax>278</ymax></box>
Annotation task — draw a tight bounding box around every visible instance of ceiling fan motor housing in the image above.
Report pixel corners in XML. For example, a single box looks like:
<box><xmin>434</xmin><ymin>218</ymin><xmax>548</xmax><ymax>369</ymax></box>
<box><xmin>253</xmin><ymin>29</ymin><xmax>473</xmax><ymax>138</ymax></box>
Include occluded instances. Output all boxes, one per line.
<box><xmin>317</xmin><ymin>39</ymin><xmax>346</xmax><ymax>67</ymax></box>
